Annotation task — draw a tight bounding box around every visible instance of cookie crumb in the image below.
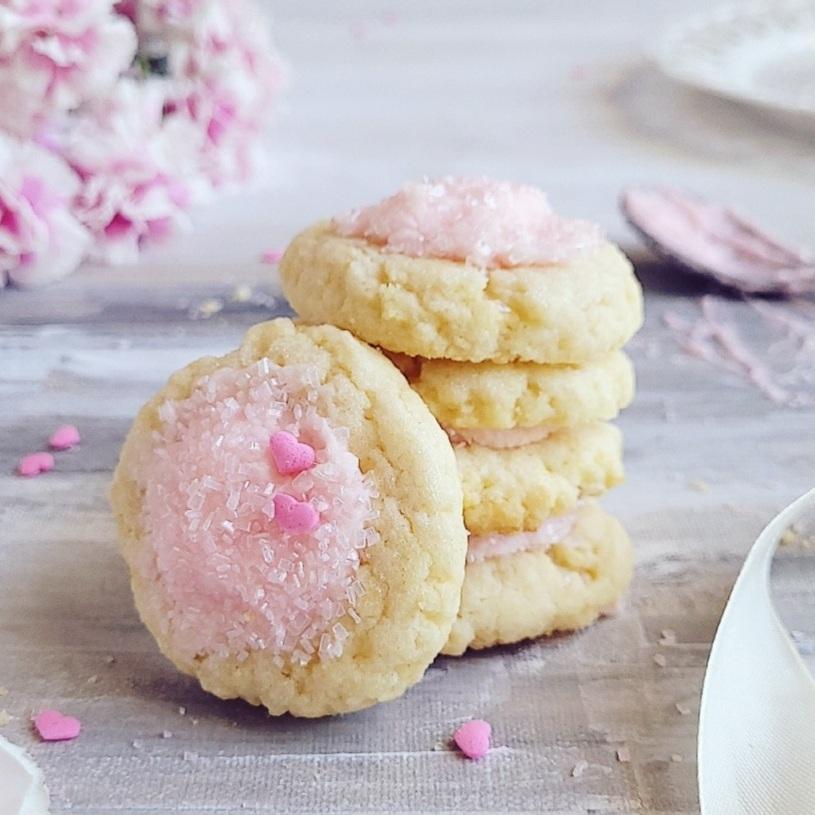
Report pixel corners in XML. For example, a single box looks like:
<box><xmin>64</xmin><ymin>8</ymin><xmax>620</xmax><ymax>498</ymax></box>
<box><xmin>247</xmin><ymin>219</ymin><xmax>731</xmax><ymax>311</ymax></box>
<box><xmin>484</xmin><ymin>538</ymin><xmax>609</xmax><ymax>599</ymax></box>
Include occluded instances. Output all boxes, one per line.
<box><xmin>231</xmin><ymin>284</ymin><xmax>254</xmax><ymax>303</ymax></box>
<box><xmin>688</xmin><ymin>479</ymin><xmax>710</xmax><ymax>493</ymax></box>
<box><xmin>780</xmin><ymin>525</ymin><xmax>815</xmax><ymax>548</ymax></box>
<box><xmin>105</xmin><ymin>655</ymin><xmax>116</xmax><ymax>665</ymax></box>
<box><xmin>0</xmin><ymin>710</ymin><xmax>11</xmax><ymax>726</ymax></box>
<box><xmin>161</xmin><ymin>730</ymin><xmax>173</xmax><ymax>739</ymax></box>
<box><xmin>653</xmin><ymin>653</ymin><xmax>667</xmax><ymax>667</ymax></box>
<box><xmin>87</xmin><ymin>675</ymin><xmax>99</xmax><ymax>685</ymax></box>
<box><xmin>191</xmin><ymin>298</ymin><xmax>223</xmax><ymax>319</ymax></box>
<box><xmin>659</xmin><ymin>629</ymin><xmax>677</xmax><ymax>646</ymax></box>
<box><xmin>131</xmin><ymin>740</ymin><xmax>143</xmax><ymax>750</ymax></box>
<box><xmin>615</xmin><ymin>747</ymin><xmax>631</xmax><ymax>763</ymax></box>
<box><xmin>571</xmin><ymin>759</ymin><xmax>589</xmax><ymax>778</ymax></box>
<box><xmin>675</xmin><ymin>702</ymin><xmax>691</xmax><ymax>716</ymax></box>
<box><xmin>780</xmin><ymin>524</ymin><xmax>800</xmax><ymax>546</ymax></box>
<box><xmin>670</xmin><ymin>753</ymin><xmax>683</xmax><ymax>763</ymax></box>
<box><xmin>178</xmin><ymin>706</ymin><xmax>186</xmax><ymax>716</ymax></box>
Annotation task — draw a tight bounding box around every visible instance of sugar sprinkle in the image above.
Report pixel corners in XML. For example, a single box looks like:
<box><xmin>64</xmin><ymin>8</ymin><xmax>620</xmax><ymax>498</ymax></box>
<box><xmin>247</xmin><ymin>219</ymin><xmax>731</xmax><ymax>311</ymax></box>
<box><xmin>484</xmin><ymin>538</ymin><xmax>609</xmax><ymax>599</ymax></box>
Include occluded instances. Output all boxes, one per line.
<box><xmin>136</xmin><ymin>360</ymin><xmax>380</xmax><ymax>666</ymax></box>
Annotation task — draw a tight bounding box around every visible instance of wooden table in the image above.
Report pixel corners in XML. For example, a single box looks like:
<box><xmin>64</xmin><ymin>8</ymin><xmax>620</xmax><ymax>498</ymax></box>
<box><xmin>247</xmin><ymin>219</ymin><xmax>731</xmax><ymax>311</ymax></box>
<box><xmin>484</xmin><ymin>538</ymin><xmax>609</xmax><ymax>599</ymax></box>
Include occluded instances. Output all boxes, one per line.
<box><xmin>2</xmin><ymin>2</ymin><xmax>814</xmax><ymax>812</ymax></box>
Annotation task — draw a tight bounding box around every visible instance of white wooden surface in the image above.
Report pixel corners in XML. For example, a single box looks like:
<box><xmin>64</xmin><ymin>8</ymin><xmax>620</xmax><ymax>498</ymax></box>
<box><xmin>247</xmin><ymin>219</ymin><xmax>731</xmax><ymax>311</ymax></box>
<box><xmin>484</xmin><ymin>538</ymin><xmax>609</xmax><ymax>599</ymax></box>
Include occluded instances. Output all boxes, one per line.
<box><xmin>2</xmin><ymin>2</ymin><xmax>815</xmax><ymax>813</ymax></box>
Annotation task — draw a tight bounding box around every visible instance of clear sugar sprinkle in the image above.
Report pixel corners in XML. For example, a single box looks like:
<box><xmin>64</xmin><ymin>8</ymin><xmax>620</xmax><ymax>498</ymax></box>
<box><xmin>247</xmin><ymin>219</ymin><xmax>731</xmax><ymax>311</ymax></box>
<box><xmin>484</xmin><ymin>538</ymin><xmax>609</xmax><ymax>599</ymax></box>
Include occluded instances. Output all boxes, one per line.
<box><xmin>333</xmin><ymin>176</ymin><xmax>603</xmax><ymax>268</ymax></box>
<box><xmin>136</xmin><ymin>360</ymin><xmax>379</xmax><ymax>666</ymax></box>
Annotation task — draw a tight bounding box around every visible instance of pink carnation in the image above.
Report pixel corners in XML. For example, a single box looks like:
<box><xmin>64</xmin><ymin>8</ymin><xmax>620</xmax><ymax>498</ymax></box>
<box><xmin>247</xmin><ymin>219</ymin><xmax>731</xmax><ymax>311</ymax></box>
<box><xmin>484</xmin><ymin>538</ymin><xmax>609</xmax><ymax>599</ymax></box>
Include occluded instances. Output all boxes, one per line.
<box><xmin>135</xmin><ymin>0</ymin><xmax>208</xmax><ymax>29</ymax></box>
<box><xmin>62</xmin><ymin>78</ymin><xmax>199</xmax><ymax>264</ymax></box>
<box><xmin>0</xmin><ymin>133</ymin><xmax>90</xmax><ymax>288</ymax></box>
<box><xmin>0</xmin><ymin>0</ymin><xmax>138</xmax><ymax>138</ymax></box>
<box><xmin>138</xmin><ymin>0</ymin><xmax>286</xmax><ymax>186</ymax></box>
<box><xmin>113</xmin><ymin>0</ymin><xmax>137</xmax><ymax>21</ymax></box>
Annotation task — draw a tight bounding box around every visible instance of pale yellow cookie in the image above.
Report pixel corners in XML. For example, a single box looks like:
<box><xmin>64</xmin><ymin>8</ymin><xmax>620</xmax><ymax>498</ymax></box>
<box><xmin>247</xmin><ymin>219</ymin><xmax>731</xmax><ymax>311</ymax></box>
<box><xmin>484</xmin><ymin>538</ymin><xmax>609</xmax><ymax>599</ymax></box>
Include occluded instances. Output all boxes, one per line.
<box><xmin>390</xmin><ymin>350</ymin><xmax>635</xmax><ymax>430</ymax></box>
<box><xmin>443</xmin><ymin>503</ymin><xmax>633</xmax><ymax>655</ymax></box>
<box><xmin>111</xmin><ymin>319</ymin><xmax>467</xmax><ymax>717</ymax></box>
<box><xmin>457</xmin><ymin>422</ymin><xmax>623</xmax><ymax>535</ymax></box>
<box><xmin>280</xmin><ymin>222</ymin><xmax>643</xmax><ymax>364</ymax></box>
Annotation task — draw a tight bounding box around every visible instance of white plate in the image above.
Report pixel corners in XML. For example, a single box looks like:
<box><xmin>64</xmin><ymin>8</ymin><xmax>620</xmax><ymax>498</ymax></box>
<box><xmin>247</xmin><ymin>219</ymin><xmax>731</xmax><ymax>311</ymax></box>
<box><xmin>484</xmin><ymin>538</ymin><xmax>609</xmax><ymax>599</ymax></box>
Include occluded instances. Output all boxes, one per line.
<box><xmin>657</xmin><ymin>2</ymin><xmax>815</xmax><ymax>125</ymax></box>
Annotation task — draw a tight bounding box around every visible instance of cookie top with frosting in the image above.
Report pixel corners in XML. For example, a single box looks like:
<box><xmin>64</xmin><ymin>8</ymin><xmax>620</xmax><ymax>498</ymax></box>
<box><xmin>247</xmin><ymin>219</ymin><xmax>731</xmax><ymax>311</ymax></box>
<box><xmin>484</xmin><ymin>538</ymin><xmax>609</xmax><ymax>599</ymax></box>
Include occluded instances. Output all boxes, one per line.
<box><xmin>333</xmin><ymin>176</ymin><xmax>603</xmax><ymax>268</ymax></box>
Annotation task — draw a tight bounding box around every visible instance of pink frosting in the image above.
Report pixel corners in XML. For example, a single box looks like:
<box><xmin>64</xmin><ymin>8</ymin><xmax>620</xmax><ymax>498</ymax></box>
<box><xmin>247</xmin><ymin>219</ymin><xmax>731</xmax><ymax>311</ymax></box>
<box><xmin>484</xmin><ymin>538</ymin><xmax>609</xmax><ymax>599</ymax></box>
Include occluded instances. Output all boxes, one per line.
<box><xmin>134</xmin><ymin>359</ymin><xmax>379</xmax><ymax>666</ymax></box>
<box><xmin>332</xmin><ymin>177</ymin><xmax>603</xmax><ymax>268</ymax></box>
<box><xmin>446</xmin><ymin>425</ymin><xmax>552</xmax><ymax>449</ymax></box>
<box><xmin>467</xmin><ymin>511</ymin><xmax>578</xmax><ymax>563</ymax></box>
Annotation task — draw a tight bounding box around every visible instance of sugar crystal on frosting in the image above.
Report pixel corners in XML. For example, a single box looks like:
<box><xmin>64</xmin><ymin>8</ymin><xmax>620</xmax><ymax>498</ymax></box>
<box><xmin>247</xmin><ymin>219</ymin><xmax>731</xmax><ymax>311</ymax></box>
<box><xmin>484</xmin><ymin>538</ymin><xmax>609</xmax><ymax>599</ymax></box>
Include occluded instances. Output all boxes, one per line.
<box><xmin>333</xmin><ymin>176</ymin><xmax>603</xmax><ymax>268</ymax></box>
<box><xmin>135</xmin><ymin>360</ymin><xmax>379</xmax><ymax>665</ymax></box>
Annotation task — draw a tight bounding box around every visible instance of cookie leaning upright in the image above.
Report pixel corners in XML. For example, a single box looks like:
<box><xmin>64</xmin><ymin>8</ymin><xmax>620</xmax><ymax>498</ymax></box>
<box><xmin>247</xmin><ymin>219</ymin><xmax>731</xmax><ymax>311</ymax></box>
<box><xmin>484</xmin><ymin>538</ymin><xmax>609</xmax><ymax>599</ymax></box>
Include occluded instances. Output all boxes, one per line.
<box><xmin>110</xmin><ymin>318</ymin><xmax>467</xmax><ymax>717</ymax></box>
<box><xmin>280</xmin><ymin>179</ymin><xmax>642</xmax><ymax>364</ymax></box>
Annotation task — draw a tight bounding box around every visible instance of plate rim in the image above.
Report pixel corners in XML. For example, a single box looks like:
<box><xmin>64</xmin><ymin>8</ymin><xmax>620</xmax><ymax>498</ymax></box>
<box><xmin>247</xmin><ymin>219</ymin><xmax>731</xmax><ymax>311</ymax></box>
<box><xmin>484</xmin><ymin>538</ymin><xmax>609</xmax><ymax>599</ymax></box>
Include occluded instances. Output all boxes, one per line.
<box><xmin>655</xmin><ymin>0</ymin><xmax>815</xmax><ymax>118</ymax></box>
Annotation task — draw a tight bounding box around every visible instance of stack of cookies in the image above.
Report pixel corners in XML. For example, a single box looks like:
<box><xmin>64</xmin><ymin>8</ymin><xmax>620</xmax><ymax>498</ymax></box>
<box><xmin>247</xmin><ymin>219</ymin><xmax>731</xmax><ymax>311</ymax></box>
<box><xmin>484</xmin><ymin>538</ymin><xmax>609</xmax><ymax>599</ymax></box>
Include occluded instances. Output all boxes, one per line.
<box><xmin>280</xmin><ymin>177</ymin><xmax>643</xmax><ymax>655</ymax></box>
<box><xmin>110</xmin><ymin>177</ymin><xmax>643</xmax><ymax>719</ymax></box>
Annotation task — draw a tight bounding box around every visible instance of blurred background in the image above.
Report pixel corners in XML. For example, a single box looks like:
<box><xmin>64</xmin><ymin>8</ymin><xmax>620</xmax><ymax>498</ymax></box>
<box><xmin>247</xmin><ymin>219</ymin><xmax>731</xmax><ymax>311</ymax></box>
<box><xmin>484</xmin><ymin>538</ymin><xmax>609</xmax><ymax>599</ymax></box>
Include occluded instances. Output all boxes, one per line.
<box><xmin>26</xmin><ymin>0</ymin><xmax>810</xmax><ymax>292</ymax></box>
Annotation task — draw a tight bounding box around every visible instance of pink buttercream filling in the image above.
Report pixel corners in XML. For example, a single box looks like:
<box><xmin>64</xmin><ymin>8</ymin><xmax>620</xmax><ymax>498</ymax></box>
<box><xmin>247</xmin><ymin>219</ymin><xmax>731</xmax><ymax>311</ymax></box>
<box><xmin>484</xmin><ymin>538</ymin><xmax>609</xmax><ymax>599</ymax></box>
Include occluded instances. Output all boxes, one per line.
<box><xmin>135</xmin><ymin>360</ymin><xmax>379</xmax><ymax>666</ymax></box>
<box><xmin>332</xmin><ymin>176</ymin><xmax>603</xmax><ymax>268</ymax></box>
<box><xmin>467</xmin><ymin>511</ymin><xmax>578</xmax><ymax>563</ymax></box>
<box><xmin>446</xmin><ymin>425</ymin><xmax>553</xmax><ymax>449</ymax></box>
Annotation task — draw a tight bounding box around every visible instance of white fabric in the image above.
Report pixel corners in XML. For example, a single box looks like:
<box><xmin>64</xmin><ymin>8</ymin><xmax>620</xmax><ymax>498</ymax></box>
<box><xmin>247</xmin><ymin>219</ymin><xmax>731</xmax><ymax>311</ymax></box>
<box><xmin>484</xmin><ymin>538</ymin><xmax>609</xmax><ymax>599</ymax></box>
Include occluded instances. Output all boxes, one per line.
<box><xmin>698</xmin><ymin>488</ymin><xmax>815</xmax><ymax>814</ymax></box>
<box><xmin>0</xmin><ymin>734</ymin><xmax>50</xmax><ymax>814</ymax></box>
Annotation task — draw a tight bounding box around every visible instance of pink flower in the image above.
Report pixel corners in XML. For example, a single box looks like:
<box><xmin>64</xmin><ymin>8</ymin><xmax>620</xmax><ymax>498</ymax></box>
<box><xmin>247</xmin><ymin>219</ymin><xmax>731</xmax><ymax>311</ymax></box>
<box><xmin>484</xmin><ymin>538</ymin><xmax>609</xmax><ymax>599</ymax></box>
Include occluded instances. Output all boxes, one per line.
<box><xmin>137</xmin><ymin>0</ymin><xmax>286</xmax><ymax>187</ymax></box>
<box><xmin>135</xmin><ymin>0</ymin><xmax>208</xmax><ymax>29</ymax></box>
<box><xmin>0</xmin><ymin>0</ymin><xmax>138</xmax><ymax>137</ymax></box>
<box><xmin>113</xmin><ymin>0</ymin><xmax>137</xmax><ymax>22</ymax></box>
<box><xmin>0</xmin><ymin>133</ymin><xmax>90</xmax><ymax>288</ymax></box>
<box><xmin>62</xmin><ymin>78</ymin><xmax>200</xmax><ymax>263</ymax></box>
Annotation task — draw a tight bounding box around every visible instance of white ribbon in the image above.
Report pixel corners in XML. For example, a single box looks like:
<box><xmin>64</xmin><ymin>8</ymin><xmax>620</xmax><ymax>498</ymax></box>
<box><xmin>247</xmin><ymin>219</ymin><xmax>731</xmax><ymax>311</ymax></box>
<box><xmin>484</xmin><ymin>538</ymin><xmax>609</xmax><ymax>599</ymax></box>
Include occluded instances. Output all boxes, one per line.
<box><xmin>0</xmin><ymin>734</ymin><xmax>50</xmax><ymax>814</ymax></box>
<box><xmin>699</xmin><ymin>488</ymin><xmax>815</xmax><ymax>814</ymax></box>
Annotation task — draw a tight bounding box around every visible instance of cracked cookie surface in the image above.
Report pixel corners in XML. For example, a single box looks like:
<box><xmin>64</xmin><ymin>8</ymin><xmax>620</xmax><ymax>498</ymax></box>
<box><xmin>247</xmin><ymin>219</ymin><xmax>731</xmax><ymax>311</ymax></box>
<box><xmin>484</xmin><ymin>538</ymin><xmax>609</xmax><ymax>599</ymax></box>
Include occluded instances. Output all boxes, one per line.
<box><xmin>111</xmin><ymin>319</ymin><xmax>467</xmax><ymax>717</ymax></box>
<box><xmin>280</xmin><ymin>222</ymin><xmax>643</xmax><ymax>363</ymax></box>
<box><xmin>457</xmin><ymin>422</ymin><xmax>624</xmax><ymax>535</ymax></box>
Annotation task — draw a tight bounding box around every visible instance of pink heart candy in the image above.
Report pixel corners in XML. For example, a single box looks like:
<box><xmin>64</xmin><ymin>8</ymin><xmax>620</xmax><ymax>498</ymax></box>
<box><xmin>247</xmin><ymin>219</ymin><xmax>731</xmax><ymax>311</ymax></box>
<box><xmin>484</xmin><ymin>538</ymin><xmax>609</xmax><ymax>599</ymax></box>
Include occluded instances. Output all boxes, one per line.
<box><xmin>17</xmin><ymin>452</ymin><xmax>55</xmax><ymax>477</ymax></box>
<box><xmin>273</xmin><ymin>493</ymin><xmax>319</xmax><ymax>534</ymax></box>
<box><xmin>453</xmin><ymin>719</ymin><xmax>491</xmax><ymax>760</ymax></box>
<box><xmin>33</xmin><ymin>709</ymin><xmax>81</xmax><ymax>742</ymax></box>
<box><xmin>269</xmin><ymin>431</ymin><xmax>316</xmax><ymax>476</ymax></box>
<box><xmin>49</xmin><ymin>424</ymin><xmax>81</xmax><ymax>450</ymax></box>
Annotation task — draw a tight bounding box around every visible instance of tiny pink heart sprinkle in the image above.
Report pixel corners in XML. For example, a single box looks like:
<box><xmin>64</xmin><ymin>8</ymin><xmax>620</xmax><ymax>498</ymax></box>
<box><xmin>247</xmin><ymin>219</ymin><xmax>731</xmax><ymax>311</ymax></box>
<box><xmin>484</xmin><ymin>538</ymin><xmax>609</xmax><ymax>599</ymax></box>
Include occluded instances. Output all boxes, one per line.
<box><xmin>261</xmin><ymin>248</ymin><xmax>284</xmax><ymax>264</ymax></box>
<box><xmin>453</xmin><ymin>719</ymin><xmax>491</xmax><ymax>760</ymax></box>
<box><xmin>269</xmin><ymin>431</ymin><xmax>316</xmax><ymax>476</ymax></box>
<box><xmin>17</xmin><ymin>452</ymin><xmax>55</xmax><ymax>477</ymax></box>
<box><xmin>273</xmin><ymin>493</ymin><xmax>319</xmax><ymax>534</ymax></box>
<box><xmin>33</xmin><ymin>709</ymin><xmax>81</xmax><ymax>741</ymax></box>
<box><xmin>49</xmin><ymin>424</ymin><xmax>81</xmax><ymax>450</ymax></box>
